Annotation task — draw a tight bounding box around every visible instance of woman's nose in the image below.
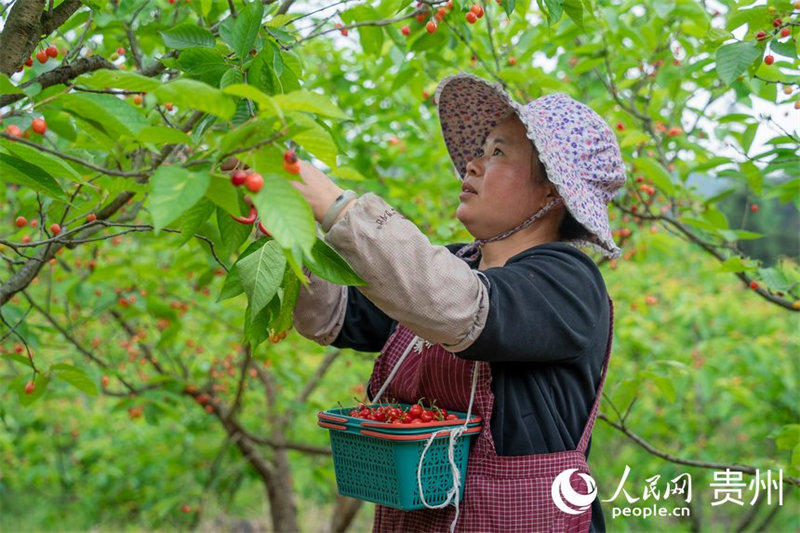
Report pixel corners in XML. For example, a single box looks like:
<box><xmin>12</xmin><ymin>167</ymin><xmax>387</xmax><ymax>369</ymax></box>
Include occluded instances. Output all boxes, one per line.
<box><xmin>465</xmin><ymin>154</ymin><xmax>483</xmax><ymax>176</ymax></box>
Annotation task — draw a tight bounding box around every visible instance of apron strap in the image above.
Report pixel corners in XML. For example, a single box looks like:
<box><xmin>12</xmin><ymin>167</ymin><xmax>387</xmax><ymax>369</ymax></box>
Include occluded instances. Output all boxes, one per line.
<box><xmin>576</xmin><ymin>295</ymin><xmax>615</xmax><ymax>455</ymax></box>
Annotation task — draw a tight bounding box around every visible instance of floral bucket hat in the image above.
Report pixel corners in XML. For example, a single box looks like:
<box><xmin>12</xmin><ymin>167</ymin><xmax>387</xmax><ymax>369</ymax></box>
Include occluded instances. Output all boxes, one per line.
<box><xmin>434</xmin><ymin>72</ymin><xmax>627</xmax><ymax>259</ymax></box>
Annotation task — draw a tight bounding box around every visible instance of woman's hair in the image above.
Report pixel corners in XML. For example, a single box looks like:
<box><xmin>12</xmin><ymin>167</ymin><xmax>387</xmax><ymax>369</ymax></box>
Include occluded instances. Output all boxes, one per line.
<box><xmin>533</xmin><ymin>153</ymin><xmax>590</xmax><ymax>242</ymax></box>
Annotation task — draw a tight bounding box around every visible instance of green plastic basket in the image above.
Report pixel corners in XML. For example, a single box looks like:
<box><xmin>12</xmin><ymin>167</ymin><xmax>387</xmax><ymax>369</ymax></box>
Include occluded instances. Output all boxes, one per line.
<box><xmin>318</xmin><ymin>406</ymin><xmax>482</xmax><ymax>511</ymax></box>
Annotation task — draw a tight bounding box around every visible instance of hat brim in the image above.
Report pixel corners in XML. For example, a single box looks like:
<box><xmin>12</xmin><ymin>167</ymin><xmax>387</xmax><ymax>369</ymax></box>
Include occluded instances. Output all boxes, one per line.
<box><xmin>435</xmin><ymin>73</ymin><xmax>521</xmax><ymax>180</ymax></box>
<box><xmin>435</xmin><ymin>72</ymin><xmax>623</xmax><ymax>259</ymax></box>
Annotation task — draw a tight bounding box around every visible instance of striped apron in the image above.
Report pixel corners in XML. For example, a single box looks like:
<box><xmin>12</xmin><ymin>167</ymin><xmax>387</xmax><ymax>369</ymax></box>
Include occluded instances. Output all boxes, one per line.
<box><xmin>367</xmin><ymin>296</ymin><xmax>614</xmax><ymax>532</ymax></box>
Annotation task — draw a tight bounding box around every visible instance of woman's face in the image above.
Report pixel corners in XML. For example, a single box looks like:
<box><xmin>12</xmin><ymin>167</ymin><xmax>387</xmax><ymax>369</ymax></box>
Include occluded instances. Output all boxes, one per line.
<box><xmin>456</xmin><ymin>114</ymin><xmax>552</xmax><ymax>239</ymax></box>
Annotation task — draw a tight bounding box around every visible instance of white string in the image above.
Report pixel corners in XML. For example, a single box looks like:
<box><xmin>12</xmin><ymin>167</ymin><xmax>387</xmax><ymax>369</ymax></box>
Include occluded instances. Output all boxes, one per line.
<box><xmin>372</xmin><ymin>334</ymin><xmax>482</xmax><ymax>532</ymax></box>
<box><xmin>416</xmin><ymin>361</ymin><xmax>480</xmax><ymax>533</ymax></box>
<box><xmin>372</xmin><ymin>335</ymin><xmax>422</xmax><ymax>404</ymax></box>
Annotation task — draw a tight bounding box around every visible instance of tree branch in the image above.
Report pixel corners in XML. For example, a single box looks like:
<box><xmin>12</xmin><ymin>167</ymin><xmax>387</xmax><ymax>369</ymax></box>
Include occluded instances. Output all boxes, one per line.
<box><xmin>598</xmin><ymin>413</ymin><xmax>799</xmax><ymax>487</ymax></box>
<box><xmin>0</xmin><ymin>56</ymin><xmax>116</xmax><ymax>108</ymax></box>
<box><xmin>40</xmin><ymin>0</ymin><xmax>82</xmax><ymax>35</ymax></box>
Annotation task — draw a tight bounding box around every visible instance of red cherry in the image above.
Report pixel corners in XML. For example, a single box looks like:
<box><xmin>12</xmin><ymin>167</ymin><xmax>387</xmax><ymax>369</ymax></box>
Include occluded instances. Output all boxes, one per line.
<box><xmin>780</xmin><ymin>27</ymin><xmax>791</xmax><ymax>38</ymax></box>
<box><xmin>465</xmin><ymin>11</ymin><xmax>477</xmax><ymax>23</ymax></box>
<box><xmin>401</xmin><ymin>25</ymin><xmax>411</xmax><ymax>36</ymax></box>
<box><xmin>36</xmin><ymin>50</ymin><xmax>48</xmax><ymax>63</ymax></box>
<box><xmin>231</xmin><ymin>169</ymin><xmax>248</xmax><ymax>186</ymax></box>
<box><xmin>470</xmin><ymin>4</ymin><xmax>484</xmax><ymax>17</ymax></box>
<box><xmin>283</xmin><ymin>149</ymin><xmax>298</xmax><ymax>163</ymax></box>
<box><xmin>616</xmin><ymin>122</ymin><xmax>625</xmax><ymax>131</ymax></box>
<box><xmin>6</xmin><ymin>125</ymin><xmax>22</xmax><ymax>137</ymax></box>
<box><xmin>15</xmin><ymin>216</ymin><xmax>27</xmax><ymax>227</ymax></box>
<box><xmin>29</xmin><ymin>220</ymin><xmax>37</xmax><ymax>228</ymax></box>
<box><xmin>31</xmin><ymin>118</ymin><xmax>47</xmax><ymax>135</ymax></box>
<box><xmin>426</xmin><ymin>20</ymin><xmax>437</xmax><ymax>33</ymax></box>
<box><xmin>50</xmin><ymin>223</ymin><xmax>61</xmax><ymax>235</ymax></box>
<box><xmin>117</xmin><ymin>47</ymin><xmax>126</xmax><ymax>55</ymax></box>
<box><xmin>435</xmin><ymin>7</ymin><xmax>447</xmax><ymax>21</ymax></box>
<box><xmin>773</xmin><ymin>18</ymin><xmax>782</xmax><ymax>28</ymax></box>
<box><xmin>25</xmin><ymin>381</ymin><xmax>35</xmax><ymax>395</ymax></box>
<box><xmin>508</xmin><ymin>57</ymin><xmax>517</xmax><ymax>66</ymax></box>
<box><xmin>87</xmin><ymin>213</ymin><xmax>97</xmax><ymax>222</ymax></box>
<box><xmin>45</xmin><ymin>45</ymin><xmax>58</xmax><ymax>58</ymax></box>
<box><xmin>283</xmin><ymin>159</ymin><xmax>301</xmax><ymax>174</ymax></box>
<box><xmin>755</xmin><ymin>31</ymin><xmax>767</xmax><ymax>41</ymax></box>
<box><xmin>750</xmin><ymin>204</ymin><xmax>759</xmax><ymax>213</ymax></box>
<box><xmin>24</xmin><ymin>57</ymin><xmax>33</xmax><ymax>67</ymax></box>
<box><xmin>416</xmin><ymin>12</ymin><xmax>427</xmax><ymax>23</ymax></box>
<box><xmin>749</xmin><ymin>280</ymin><xmax>759</xmax><ymax>290</ymax></box>
<box><xmin>764</xmin><ymin>55</ymin><xmax>774</xmax><ymax>65</ymax></box>
<box><xmin>245</xmin><ymin>173</ymin><xmax>264</xmax><ymax>192</ymax></box>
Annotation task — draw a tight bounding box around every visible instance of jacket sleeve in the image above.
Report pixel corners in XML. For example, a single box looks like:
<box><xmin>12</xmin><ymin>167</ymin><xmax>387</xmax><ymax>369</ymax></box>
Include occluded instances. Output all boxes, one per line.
<box><xmin>455</xmin><ymin>246</ymin><xmax>609</xmax><ymax>363</ymax></box>
<box><xmin>291</xmin><ymin>267</ymin><xmax>348</xmax><ymax>346</ymax></box>
<box><xmin>331</xmin><ymin>287</ymin><xmax>398</xmax><ymax>352</ymax></box>
<box><xmin>323</xmin><ymin>192</ymin><xmax>489</xmax><ymax>352</ymax></box>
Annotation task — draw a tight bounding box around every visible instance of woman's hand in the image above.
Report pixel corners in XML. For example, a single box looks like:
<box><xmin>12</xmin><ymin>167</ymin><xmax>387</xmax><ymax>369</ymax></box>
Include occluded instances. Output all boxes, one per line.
<box><xmin>290</xmin><ymin>161</ymin><xmax>352</xmax><ymax>224</ymax></box>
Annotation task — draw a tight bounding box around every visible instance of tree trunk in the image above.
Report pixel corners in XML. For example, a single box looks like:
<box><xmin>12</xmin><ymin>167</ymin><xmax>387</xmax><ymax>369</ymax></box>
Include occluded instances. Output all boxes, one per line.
<box><xmin>266</xmin><ymin>447</ymin><xmax>300</xmax><ymax>532</ymax></box>
<box><xmin>331</xmin><ymin>494</ymin><xmax>364</xmax><ymax>533</ymax></box>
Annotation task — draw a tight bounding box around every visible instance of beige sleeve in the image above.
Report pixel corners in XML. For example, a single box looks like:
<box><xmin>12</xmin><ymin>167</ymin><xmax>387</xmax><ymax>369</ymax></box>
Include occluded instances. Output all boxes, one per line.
<box><xmin>323</xmin><ymin>192</ymin><xmax>488</xmax><ymax>352</ymax></box>
<box><xmin>291</xmin><ymin>268</ymin><xmax>348</xmax><ymax>346</ymax></box>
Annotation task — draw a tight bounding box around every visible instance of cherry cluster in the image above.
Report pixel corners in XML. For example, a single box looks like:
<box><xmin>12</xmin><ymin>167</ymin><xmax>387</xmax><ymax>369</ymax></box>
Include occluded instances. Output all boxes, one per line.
<box><xmin>349</xmin><ymin>401</ymin><xmax>460</xmax><ymax>425</ymax></box>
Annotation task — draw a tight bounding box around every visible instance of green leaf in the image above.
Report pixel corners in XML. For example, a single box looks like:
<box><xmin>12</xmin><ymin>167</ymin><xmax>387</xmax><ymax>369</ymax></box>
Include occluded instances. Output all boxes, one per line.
<box><xmin>291</xmin><ymin>113</ymin><xmax>338</xmax><ymax>167</ymax></box>
<box><xmin>772</xmin><ymin>424</ymin><xmax>800</xmax><ymax>451</ymax></box>
<box><xmin>304</xmin><ymin>238</ymin><xmax>365</xmax><ymax>286</ymax></box>
<box><xmin>219</xmin><ymin>2</ymin><xmax>264</xmax><ymax>59</ymax></box>
<box><xmin>718</xmin><ymin>256</ymin><xmax>758</xmax><ymax>273</ymax></box>
<box><xmin>75</xmin><ymin>69</ymin><xmax>161</xmax><ymax>92</ymax></box>
<box><xmin>0</xmin><ymin>138</ymin><xmax>84</xmax><ymax>184</ymax></box>
<box><xmin>633</xmin><ymin>157</ymin><xmax>675</xmax><ymax>195</ymax></box>
<box><xmin>177</xmin><ymin>47</ymin><xmax>229</xmax><ymax>86</ymax></box>
<box><xmin>149</xmin><ymin>167</ymin><xmax>211</xmax><ymax>233</ymax></box>
<box><xmin>330</xmin><ymin>166</ymin><xmax>366</xmax><ymax>182</ymax></box>
<box><xmin>271</xmin><ymin>269</ymin><xmax>300</xmax><ymax>332</ymax></box>
<box><xmin>272</xmin><ymin>90</ymin><xmax>348</xmax><ymax>120</ymax></box>
<box><xmin>179</xmin><ymin>198</ymin><xmax>216</xmax><ymax>246</ymax></box>
<box><xmin>51</xmin><ymin>364</ymin><xmax>98</xmax><ymax>395</ymax></box>
<box><xmin>58</xmin><ymin>92</ymin><xmax>148</xmax><ymax>138</ymax></box>
<box><xmin>502</xmin><ymin>0</ymin><xmax>516</xmax><ymax>17</ymax></box>
<box><xmin>218</xmin><ymin>266</ymin><xmax>244</xmax><ymax>301</ymax></box>
<box><xmin>237</xmin><ymin>239</ymin><xmax>286</xmax><ymax>317</ymax></box>
<box><xmin>0</xmin><ymin>73</ymin><xmax>24</xmax><ymax>95</ymax></box>
<box><xmin>758</xmin><ymin>267</ymin><xmax>791</xmax><ymax>291</ymax></box>
<box><xmin>250</xmin><ymin>172</ymin><xmax>317</xmax><ymax>254</ymax></box>
<box><xmin>2</xmin><ymin>353</ymin><xmax>33</xmax><ymax>368</ymax></box>
<box><xmin>716</xmin><ymin>41</ymin><xmax>760</xmax><ymax>85</ymax></box>
<box><xmin>739</xmin><ymin>161</ymin><xmax>762</xmax><ymax>194</ymax></box>
<box><xmin>244</xmin><ymin>298</ymin><xmax>278</xmax><ymax>347</ymax></box>
<box><xmin>217</xmin><ymin>205</ymin><xmax>253</xmax><ymax>258</ymax></box>
<box><xmin>0</xmin><ymin>153</ymin><xmax>65</xmax><ymax>199</ymax></box>
<box><xmin>206</xmin><ymin>174</ymin><xmax>242</xmax><ymax>215</ymax></box>
<box><xmin>154</xmin><ymin>79</ymin><xmax>236</xmax><ymax>119</ymax></box>
<box><xmin>160</xmin><ymin>24</ymin><xmax>216</xmax><ymax>49</ymax></box>
<box><xmin>136</xmin><ymin>126</ymin><xmax>192</xmax><ymax>145</ymax></box>
<box><xmin>223</xmin><ymin>83</ymin><xmax>281</xmax><ymax>116</ymax></box>
<box><xmin>543</xmin><ymin>0</ymin><xmax>564</xmax><ymax>24</ymax></box>
<box><xmin>771</xmin><ymin>39</ymin><xmax>796</xmax><ymax>59</ymax></box>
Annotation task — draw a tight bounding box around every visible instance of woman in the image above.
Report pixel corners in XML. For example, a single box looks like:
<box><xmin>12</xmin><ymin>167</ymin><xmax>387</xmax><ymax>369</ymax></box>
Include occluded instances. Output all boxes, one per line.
<box><xmin>290</xmin><ymin>73</ymin><xmax>626</xmax><ymax>533</ymax></box>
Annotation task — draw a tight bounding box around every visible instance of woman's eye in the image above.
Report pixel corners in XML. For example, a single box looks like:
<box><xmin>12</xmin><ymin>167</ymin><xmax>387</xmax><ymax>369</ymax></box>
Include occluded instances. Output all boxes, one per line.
<box><xmin>492</xmin><ymin>147</ymin><xmax>503</xmax><ymax>156</ymax></box>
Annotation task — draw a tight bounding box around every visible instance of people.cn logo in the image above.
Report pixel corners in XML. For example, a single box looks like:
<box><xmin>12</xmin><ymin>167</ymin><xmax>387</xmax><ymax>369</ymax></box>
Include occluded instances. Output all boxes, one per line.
<box><xmin>551</xmin><ymin>468</ymin><xmax>598</xmax><ymax>515</ymax></box>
